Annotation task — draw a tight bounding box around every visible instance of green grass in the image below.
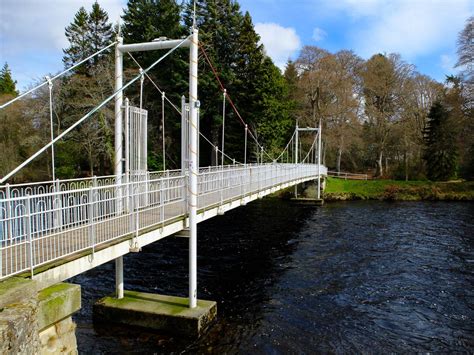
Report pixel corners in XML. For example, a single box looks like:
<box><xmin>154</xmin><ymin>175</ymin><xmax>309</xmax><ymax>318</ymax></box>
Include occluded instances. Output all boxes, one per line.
<box><xmin>324</xmin><ymin>177</ymin><xmax>474</xmax><ymax>201</ymax></box>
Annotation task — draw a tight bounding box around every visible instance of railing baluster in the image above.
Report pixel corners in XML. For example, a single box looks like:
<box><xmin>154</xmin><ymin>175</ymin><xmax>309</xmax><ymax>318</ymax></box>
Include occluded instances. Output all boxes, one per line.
<box><xmin>26</xmin><ymin>194</ymin><xmax>34</xmax><ymax>278</ymax></box>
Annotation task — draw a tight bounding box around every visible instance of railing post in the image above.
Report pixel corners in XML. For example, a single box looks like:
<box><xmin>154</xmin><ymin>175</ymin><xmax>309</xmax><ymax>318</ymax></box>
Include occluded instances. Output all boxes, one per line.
<box><xmin>6</xmin><ymin>183</ymin><xmax>12</xmax><ymax>241</ymax></box>
<box><xmin>88</xmin><ymin>181</ymin><xmax>96</xmax><ymax>256</ymax></box>
<box><xmin>26</xmin><ymin>194</ymin><xmax>34</xmax><ymax>278</ymax></box>
<box><xmin>160</xmin><ymin>178</ymin><xmax>165</xmax><ymax>230</ymax></box>
<box><xmin>54</xmin><ymin>178</ymin><xmax>63</xmax><ymax>231</ymax></box>
<box><xmin>240</xmin><ymin>168</ymin><xmax>243</xmax><ymax>200</ymax></box>
<box><xmin>166</xmin><ymin>170</ymin><xmax>170</xmax><ymax>204</ymax></box>
<box><xmin>220</xmin><ymin>165</ymin><xmax>224</xmax><ymax>207</ymax></box>
<box><xmin>146</xmin><ymin>171</ymin><xmax>150</xmax><ymax>206</ymax></box>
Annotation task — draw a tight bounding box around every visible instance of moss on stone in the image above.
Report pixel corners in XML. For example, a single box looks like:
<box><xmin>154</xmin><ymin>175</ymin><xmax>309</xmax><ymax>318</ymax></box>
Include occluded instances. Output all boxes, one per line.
<box><xmin>37</xmin><ymin>283</ymin><xmax>81</xmax><ymax>330</ymax></box>
<box><xmin>0</xmin><ymin>277</ymin><xmax>37</xmax><ymax>309</ymax></box>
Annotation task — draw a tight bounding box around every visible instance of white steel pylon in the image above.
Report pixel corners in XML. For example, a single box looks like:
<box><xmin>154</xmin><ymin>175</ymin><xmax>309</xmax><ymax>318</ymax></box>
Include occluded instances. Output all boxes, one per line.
<box><xmin>114</xmin><ymin>29</ymin><xmax>198</xmax><ymax>308</ymax></box>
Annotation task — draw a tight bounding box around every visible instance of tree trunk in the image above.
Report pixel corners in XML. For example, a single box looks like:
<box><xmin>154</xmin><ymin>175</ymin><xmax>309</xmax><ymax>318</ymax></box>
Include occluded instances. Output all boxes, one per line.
<box><xmin>404</xmin><ymin>151</ymin><xmax>409</xmax><ymax>181</ymax></box>
<box><xmin>336</xmin><ymin>146</ymin><xmax>342</xmax><ymax>173</ymax></box>
<box><xmin>322</xmin><ymin>141</ymin><xmax>327</xmax><ymax>166</ymax></box>
<box><xmin>377</xmin><ymin>150</ymin><xmax>383</xmax><ymax>177</ymax></box>
<box><xmin>89</xmin><ymin>150</ymin><xmax>94</xmax><ymax>177</ymax></box>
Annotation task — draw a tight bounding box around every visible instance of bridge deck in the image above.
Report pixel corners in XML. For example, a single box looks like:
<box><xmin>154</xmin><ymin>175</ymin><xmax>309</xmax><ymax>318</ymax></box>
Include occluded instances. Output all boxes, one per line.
<box><xmin>0</xmin><ymin>164</ymin><xmax>326</xmax><ymax>281</ymax></box>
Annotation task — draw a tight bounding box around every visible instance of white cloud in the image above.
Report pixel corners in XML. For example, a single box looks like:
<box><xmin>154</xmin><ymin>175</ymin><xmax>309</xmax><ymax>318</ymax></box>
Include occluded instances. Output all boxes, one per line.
<box><xmin>312</xmin><ymin>27</ymin><xmax>327</xmax><ymax>42</ymax></box>
<box><xmin>440</xmin><ymin>54</ymin><xmax>455</xmax><ymax>72</ymax></box>
<box><xmin>1</xmin><ymin>0</ymin><xmax>124</xmax><ymax>54</ymax></box>
<box><xmin>254</xmin><ymin>22</ymin><xmax>301</xmax><ymax>70</ymax></box>
<box><xmin>322</xmin><ymin>0</ymin><xmax>471</xmax><ymax>60</ymax></box>
<box><xmin>0</xmin><ymin>0</ymin><xmax>124</xmax><ymax>89</ymax></box>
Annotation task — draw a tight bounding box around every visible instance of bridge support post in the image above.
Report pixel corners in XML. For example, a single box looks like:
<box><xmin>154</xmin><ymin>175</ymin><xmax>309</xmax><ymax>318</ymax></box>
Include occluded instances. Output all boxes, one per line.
<box><xmin>115</xmin><ymin>256</ymin><xmax>124</xmax><ymax>299</ymax></box>
<box><xmin>188</xmin><ymin>26</ymin><xmax>199</xmax><ymax>309</ymax></box>
<box><xmin>295</xmin><ymin>123</ymin><xmax>299</xmax><ymax>198</ymax></box>
<box><xmin>114</xmin><ymin>35</ymin><xmax>124</xmax><ymax>299</ymax></box>
<box><xmin>317</xmin><ymin>118</ymin><xmax>322</xmax><ymax>200</ymax></box>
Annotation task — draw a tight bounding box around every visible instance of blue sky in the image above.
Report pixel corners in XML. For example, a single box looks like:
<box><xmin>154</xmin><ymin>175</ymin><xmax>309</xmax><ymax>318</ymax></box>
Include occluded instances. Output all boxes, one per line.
<box><xmin>1</xmin><ymin>0</ymin><xmax>472</xmax><ymax>91</ymax></box>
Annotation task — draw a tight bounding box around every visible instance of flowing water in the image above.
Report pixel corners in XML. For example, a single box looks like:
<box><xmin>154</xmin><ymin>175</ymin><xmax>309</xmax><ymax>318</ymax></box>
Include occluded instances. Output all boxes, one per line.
<box><xmin>71</xmin><ymin>200</ymin><xmax>474</xmax><ymax>353</ymax></box>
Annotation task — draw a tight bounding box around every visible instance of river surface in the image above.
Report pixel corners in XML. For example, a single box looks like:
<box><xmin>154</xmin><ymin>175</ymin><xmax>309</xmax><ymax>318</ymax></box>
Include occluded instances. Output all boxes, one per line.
<box><xmin>71</xmin><ymin>200</ymin><xmax>474</xmax><ymax>353</ymax></box>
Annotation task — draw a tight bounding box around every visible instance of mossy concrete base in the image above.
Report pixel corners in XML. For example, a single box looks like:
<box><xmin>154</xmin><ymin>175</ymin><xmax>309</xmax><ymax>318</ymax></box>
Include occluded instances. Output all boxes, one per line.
<box><xmin>290</xmin><ymin>197</ymin><xmax>324</xmax><ymax>205</ymax></box>
<box><xmin>93</xmin><ymin>290</ymin><xmax>217</xmax><ymax>337</ymax></box>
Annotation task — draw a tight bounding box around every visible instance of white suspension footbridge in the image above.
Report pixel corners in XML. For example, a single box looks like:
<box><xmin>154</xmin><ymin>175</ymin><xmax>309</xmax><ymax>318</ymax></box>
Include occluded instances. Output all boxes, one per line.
<box><xmin>0</xmin><ymin>26</ymin><xmax>327</xmax><ymax>312</ymax></box>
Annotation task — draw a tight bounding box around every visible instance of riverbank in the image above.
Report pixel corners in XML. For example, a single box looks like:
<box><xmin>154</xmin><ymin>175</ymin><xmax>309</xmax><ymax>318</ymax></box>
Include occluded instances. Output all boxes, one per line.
<box><xmin>324</xmin><ymin>177</ymin><xmax>474</xmax><ymax>201</ymax></box>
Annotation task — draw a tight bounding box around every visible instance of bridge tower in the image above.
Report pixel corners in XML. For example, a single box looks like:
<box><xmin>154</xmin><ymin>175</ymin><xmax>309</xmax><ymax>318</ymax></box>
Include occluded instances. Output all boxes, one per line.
<box><xmin>112</xmin><ymin>28</ymin><xmax>201</xmax><ymax>310</ymax></box>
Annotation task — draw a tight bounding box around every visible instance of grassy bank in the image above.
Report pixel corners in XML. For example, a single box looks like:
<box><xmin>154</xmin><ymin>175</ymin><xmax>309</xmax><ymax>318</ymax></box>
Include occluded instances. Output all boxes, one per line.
<box><xmin>324</xmin><ymin>177</ymin><xmax>474</xmax><ymax>201</ymax></box>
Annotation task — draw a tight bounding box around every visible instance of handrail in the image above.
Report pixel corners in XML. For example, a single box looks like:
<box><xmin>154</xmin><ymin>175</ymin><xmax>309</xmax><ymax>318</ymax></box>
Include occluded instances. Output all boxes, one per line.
<box><xmin>327</xmin><ymin>171</ymin><xmax>368</xmax><ymax>180</ymax></box>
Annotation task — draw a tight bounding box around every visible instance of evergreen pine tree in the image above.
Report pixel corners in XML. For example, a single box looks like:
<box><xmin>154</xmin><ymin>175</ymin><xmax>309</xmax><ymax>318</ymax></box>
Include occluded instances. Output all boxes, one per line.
<box><xmin>234</xmin><ymin>12</ymin><xmax>292</xmax><ymax>160</ymax></box>
<box><xmin>423</xmin><ymin>101</ymin><xmax>458</xmax><ymax>181</ymax></box>
<box><xmin>183</xmin><ymin>2</ymin><xmax>292</xmax><ymax>164</ymax></box>
<box><xmin>88</xmin><ymin>1</ymin><xmax>114</xmax><ymax>67</ymax></box>
<box><xmin>63</xmin><ymin>7</ymin><xmax>90</xmax><ymax>74</ymax></box>
<box><xmin>122</xmin><ymin>0</ymin><xmax>186</xmax><ymax>169</ymax></box>
<box><xmin>63</xmin><ymin>3</ymin><xmax>114</xmax><ymax>75</ymax></box>
<box><xmin>0</xmin><ymin>63</ymin><xmax>18</xmax><ymax>96</ymax></box>
<box><xmin>284</xmin><ymin>60</ymin><xmax>299</xmax><ymax>95</ymax></box>
<box><xmin>60</xmin><ymin>3</ymin><xmax>115</xmax><ymax>176</ymax></box>
<box><xmin>183</xmin><ymin>0</ymin><xmax>243</xmax><ymax>165</ymax></box>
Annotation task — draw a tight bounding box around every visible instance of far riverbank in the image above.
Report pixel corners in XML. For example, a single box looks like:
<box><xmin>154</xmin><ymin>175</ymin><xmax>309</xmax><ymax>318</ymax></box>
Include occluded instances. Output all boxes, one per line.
<box><xmin>324</xmin><ymin>177</ymin><xmax>474</xmax><ymax>201</ymax></box>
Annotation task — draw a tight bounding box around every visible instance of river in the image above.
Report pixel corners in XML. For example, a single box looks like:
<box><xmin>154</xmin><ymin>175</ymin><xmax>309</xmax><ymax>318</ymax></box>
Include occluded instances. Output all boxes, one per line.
<box><xmin>71</xmin><ymin>200</ymin><xmax>474</xmax><ymax>353</ymax></box>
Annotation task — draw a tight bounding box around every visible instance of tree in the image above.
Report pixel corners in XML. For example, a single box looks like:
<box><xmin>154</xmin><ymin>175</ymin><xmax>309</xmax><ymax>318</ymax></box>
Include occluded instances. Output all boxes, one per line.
<box><xmin>395</xmin><ymin>73</ymin><xmax>442</xmax><ymax>180</ymax></box>
<box><xmin>182</xmin><ymin>1</ymin><xmax>291</xmax><ymax>165</ymax></box>
<box><xmin>0</xmin><ymin>63</ymin><xmax>18</xmax><ymax>96</ymax></box>
<box><xmin>329</xmin><ymin>50</ymin><xmax>363</xmax><ymax>173</ymax></box>
<box><xmin>123</xmin><ymin>0</ymin><xmax>186</xmax><ymax>168</ymax></box>
<box><xmin>361</xmin><ymin>53</ymin><xmax>413</xmax><ymax>177</ymax></box>
<box><xmin>63</xmin><ymin>7</ymin><xmax>90</xmax><ymax>74</ymax></box>
<box><xmin>234</xmin><ymin>11</ymin><xmax>292</xmax><ymax>160</ymax></box>
<box><xmin>63</xmin><ymin>3</ymin><xmax>114</xmax><ymax>75</ymax></box>
<box><xmin>59</xmin><ymin>2</ymin><xmax>116</xmax><ymax>176</ymax></box>
<box><xmin>87</xmin><ymin>1</ymin><xmax>114</xmax><ymax>67</ymax></box>
<box><xmin>455</xmin><ymin>16</ymin><xmax>473</xmax><ymax>84</ymax></box>
<box><xmin>454</xmin><ymin>16</ymin><xmax>474</xmax><ymax>179</ymax></box>
<box><xmin>423</xmin><ymin>101</ymin><xmax>458</xmax><ymax>181</ymax></box>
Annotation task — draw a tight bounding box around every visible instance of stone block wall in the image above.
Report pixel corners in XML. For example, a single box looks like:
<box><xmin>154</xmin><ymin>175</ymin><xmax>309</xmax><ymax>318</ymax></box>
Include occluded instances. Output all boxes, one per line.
<box><xmin>0</xmin><ymin>278</ymin><xmax>80</xmax><ymax>354</ymax></box>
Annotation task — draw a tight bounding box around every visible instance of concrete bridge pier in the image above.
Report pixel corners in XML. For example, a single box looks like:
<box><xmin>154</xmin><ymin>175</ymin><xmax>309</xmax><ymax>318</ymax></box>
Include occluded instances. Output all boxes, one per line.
<box><xmin>93</xmin><ymin>245</ymin><xmax>216</xmax><ymax>338</ymax></box>
<box><xmin>291</xmin><ymin>179</ymin><xmax>325</xmax><ymax>205</ymax></box>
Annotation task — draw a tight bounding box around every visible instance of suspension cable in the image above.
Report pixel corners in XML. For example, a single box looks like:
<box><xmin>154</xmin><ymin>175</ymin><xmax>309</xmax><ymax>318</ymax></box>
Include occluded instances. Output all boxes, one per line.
<box><xmin>199</xmin><ymin>43</ymin><xmax>276</xmax><ymax>162</ymax></box>
<box><xmin>0</xmin><ymin>36</ymin><xmax>190</xmax><ymax>184</ymax></box>
<box><xmin>301</xmin><ymin>132</ymin><xmax>318</xmax><ymax>163</ymax></box>
<box><xmin>273</xmin><ymin>129</ymin><xmax>297</xmax><ymax>162</ymax></box>
<box><xmin>127</xmin><ymin>53</ymin><xmax>181</xmax><ymax>114</ymax></box>
<box><xmin>0</xmin><ymin>41</ymin><xmax>117</xmax><ymax>110</ymax></box>
<box><xmin>45</xmin><ymin>76</ymin><xmax>56</xmax><ymax>181</ymax></box>
<box><xmin>127</xmin><ymin>53</ymin><xmax>242</xmax><ymax>166</ymax></box>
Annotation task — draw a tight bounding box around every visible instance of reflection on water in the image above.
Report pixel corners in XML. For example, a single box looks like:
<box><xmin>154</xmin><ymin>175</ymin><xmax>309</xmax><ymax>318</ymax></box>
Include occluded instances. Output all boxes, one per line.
<box><xmin>71</xmin><ymin>200</ymin><xmax>474</xmax><ymax>353</ymax></box>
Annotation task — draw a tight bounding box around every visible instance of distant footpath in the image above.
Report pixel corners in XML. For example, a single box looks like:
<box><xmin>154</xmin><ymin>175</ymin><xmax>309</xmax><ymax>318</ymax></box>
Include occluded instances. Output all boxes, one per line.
<box><xmin>324</xmin><ymin>177</ymin><xmax>474</xmax><ymax>201</ymax></box>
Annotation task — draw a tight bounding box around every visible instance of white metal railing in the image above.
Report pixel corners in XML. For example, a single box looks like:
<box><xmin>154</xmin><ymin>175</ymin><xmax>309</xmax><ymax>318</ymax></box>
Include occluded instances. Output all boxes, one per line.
<box><xmin>0</xmin><ymin>163</ymin><xmax>326</xmax><ymax>279</ymax></box>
